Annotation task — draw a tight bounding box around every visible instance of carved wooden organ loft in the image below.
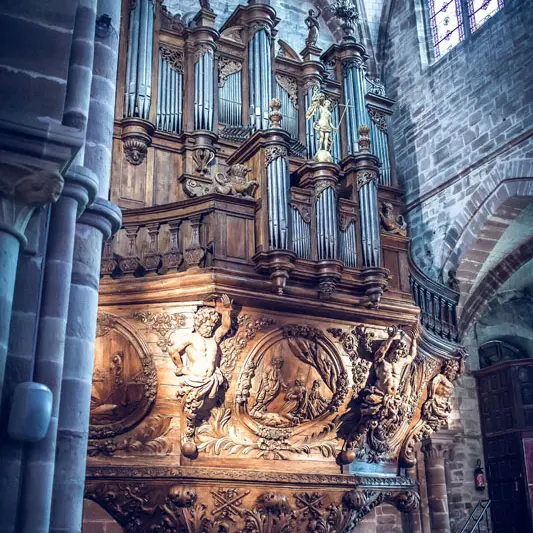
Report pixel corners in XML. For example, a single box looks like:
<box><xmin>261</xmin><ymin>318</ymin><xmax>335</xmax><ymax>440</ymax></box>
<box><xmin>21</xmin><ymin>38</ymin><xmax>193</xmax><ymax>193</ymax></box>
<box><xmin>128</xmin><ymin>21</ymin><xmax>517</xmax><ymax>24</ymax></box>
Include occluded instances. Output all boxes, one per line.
<box><xmin>88</xmin><ymin>1</ymin><xmax>463</xmax><ymax>531</ymax></box>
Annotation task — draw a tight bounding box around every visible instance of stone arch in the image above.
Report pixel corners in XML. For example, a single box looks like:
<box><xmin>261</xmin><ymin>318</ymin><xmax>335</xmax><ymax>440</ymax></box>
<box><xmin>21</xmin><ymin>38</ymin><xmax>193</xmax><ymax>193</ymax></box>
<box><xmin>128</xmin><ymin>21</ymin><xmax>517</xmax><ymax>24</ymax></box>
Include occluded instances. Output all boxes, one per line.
<box><xmin>83</xmin><ymin>498</ymin><xmax>124</xmax><ymax>532</ymax></box>
<box><xmin>440</xmin><ymin>159</ymin><xmax>533</xmax><ymax>279</ymax></box>
<box><xmin>458</xmin><ymin>242</ymin><xmax>533</xmax><ymax>336</ymax></box>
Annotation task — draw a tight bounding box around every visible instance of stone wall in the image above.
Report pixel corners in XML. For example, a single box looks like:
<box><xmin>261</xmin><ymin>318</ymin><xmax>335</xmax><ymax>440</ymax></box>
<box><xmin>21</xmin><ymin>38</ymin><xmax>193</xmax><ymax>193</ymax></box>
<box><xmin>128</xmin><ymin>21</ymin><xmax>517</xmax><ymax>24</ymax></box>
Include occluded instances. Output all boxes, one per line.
<box><xmin>0</xmin><ymin>1</ymin><xmax>77</xmax><ymax>122</ymax></box>
<box><xmin>383</xmin><ymin>0</ymin><xmax>533</xmax><ymax>279</ymax></box>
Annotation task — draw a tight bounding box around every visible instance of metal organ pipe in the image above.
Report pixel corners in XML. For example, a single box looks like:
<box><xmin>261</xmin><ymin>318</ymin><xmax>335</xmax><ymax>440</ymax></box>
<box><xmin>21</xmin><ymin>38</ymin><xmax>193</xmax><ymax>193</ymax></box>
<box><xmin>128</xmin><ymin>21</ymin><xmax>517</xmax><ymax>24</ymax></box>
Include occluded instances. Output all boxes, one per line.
<box><xmin>267</xmin><ymin>153</ymin><xmax>290</xmax><ymax>250</ymax></box>
<box><xmin>342</xmin><ymin>60</ymin><xmax>370</xmax><ymax>154</ymax></box>
<box><xmin>276</xmin><ymin>83</ymin><xmax>298</xmax><ymax>139</ymax></box>
<box><xmin>340</xmin><ymin>222</ymin><xmax>357</xmax><ymax>267</ymax></box>
<box><xmin>305</xmin><ymin>86</ymin><xmax>318</xmax><ymax>158</ymax></box>
<box><xmin>219</xmin><ymin>71</ymin><xmax>242</xmax><ymax>127</ymax></box>
<box><xmin>194</xmin><ymin>49</ymin><xmax>214</xmax><ymax>130</ymax></box>
<box><xmin>156</xmin><ymin>50</ymin><xmax>183</xmax><ymax>133</ymax></box>
<box><xmin>368</xmin><ymin>115</ymin><xmax>391</xmax><ymax>186</ymax></box>
<box><xmin>249</xmin><ymin>28</ymin><xmax>272</xmax><ymax>130</ymax></box>
<box><xmin>359</xmin><ymin>179</ymin><xmax>380</xmax><ymax>267</ymax></box>
<box><xmin>290</xmin><ymin>208</ymin><xmax>311</xmax><ymax>259</ymax></box>
<box><xmin>316</xmin><ymin>188</ymin><xmax>338</xmax><ymax>260</ymax></box>
<box><xmin>124</xmin><ymin>0</ymin><xmax>154</xmax><ymax>119</ymax></box>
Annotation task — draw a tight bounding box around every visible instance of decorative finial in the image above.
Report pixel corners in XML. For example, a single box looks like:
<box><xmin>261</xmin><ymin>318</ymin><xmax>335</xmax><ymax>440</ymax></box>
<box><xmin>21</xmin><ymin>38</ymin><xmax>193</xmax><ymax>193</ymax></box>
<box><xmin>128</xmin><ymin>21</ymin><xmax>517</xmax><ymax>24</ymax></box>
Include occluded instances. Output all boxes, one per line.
<box><xmin>357</xmin><ymin>124</ymin><xmax>370</xmax><ymax>153</ymax></box>
<box><xmin>331</xmin><ymin>0</ymin><xmax>359</xmax><ymax>39</ymax></box>
<box><xmin>268</xmin><ymin>98</ymin><xmax>282</xmax><ymax>128</ymax></box>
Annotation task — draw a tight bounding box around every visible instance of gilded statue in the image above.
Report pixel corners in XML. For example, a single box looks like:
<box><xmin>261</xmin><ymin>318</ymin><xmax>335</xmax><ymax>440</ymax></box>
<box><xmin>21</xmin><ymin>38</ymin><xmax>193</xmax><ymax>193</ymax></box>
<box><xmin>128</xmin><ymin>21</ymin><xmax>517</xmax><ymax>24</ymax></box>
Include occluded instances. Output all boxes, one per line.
<box><xmin>304</xmin><ymin>8</ymin><xmax>322</xmax><ymax>47</ymax></box>
<box><xmin>305</xmin><ymin>86</ymin><xmax>340</xmax><ymax>163</ymax></box>
<box><xmin>380</xmin><ymin>202</ymin><xmax>407</xmax><ymax>236</ymax></box>
<box><xmin>169</xmin><ymin>294</ymin><xmax>233</xmax><ymax>456</ymax></box>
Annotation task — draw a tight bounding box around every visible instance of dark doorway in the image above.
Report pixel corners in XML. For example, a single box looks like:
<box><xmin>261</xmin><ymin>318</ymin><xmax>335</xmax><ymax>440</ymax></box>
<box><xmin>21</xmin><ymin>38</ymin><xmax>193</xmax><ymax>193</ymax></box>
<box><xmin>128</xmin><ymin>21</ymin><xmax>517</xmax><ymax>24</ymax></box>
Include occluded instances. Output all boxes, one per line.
<box><xmin>476</xmin><ymin>344</ymin><xmax>533</xmax><ymax>533</ymax></box>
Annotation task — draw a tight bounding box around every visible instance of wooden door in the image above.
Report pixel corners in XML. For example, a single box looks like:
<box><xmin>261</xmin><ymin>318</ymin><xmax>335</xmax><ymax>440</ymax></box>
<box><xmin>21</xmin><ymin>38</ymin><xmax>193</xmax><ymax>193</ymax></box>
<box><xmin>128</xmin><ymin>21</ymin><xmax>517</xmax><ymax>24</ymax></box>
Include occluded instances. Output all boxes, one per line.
<box><xmin>476</xmin><ymin>361</ymin><xmax>533</xmax><ymax>533</ymax></box>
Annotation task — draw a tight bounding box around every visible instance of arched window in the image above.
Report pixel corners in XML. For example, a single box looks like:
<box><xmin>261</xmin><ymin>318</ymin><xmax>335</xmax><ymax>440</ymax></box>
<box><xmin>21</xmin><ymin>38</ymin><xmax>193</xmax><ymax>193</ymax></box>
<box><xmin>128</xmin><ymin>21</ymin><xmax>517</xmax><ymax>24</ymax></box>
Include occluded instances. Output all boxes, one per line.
<box><xmin>478</xmin><ymin>340</ymin><xmax>527</xmax><ymax>369</ymax></box>
<box><xmin>427</xmin><ymin>0</ymin><xmax>504</xmax><ymax>58</ymax></box>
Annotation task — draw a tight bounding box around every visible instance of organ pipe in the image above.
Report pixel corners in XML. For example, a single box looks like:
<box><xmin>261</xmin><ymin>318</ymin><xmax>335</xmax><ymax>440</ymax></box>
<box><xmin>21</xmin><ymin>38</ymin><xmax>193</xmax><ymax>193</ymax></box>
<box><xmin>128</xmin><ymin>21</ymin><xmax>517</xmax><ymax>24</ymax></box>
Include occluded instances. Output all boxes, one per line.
<box><xmin>359</xmin><ymin>179</ymin><xmax>381</xmax><ymax>266</ymax></box>
<box><xmin>290</xmin><ymin>207</ymin><xmax>311</xmax><ymax>259</ymax></box>
<box><xmin>219</xmin><ymin>71</ymin><xmax>243</xmax><ymax>127</ymax></box>
<box><xmin>249</xmin><ymin>28</ymin><xmax>272</xmax><ymax>130</ymax></box>
<box><xmin>342</xmin><ymin>60</ymin><xmax>370</xmax><ymax>154</ymax></box>
<box><xmin>316</xmin><ymin>187</ymin><xmax>338</xmax><ymax>260</ymax></box>
<box><xmin>194</xmin><ymin>48</ymin><xmax>215</xmax><ymax>130</ymax></box>
<box><xmin>305</xmin><ymin>85</ymin><xmax>319</xmax><ymax>159</ymax></box>
<box><xmin>368</xmin><ymin>113</ymin><xmax>391</xmax><ymax>186</ymax></box>
<box><xmin>125</xmin><ymin>0</ymin><xmax>154</xmax><ymax>119</ymax></box>
<box><xmin>156</xmin><ymin>50</ymin><xmax>183</xmax><ymax>133</ymax></box>
<box><xmin>276</xmin><ymin>82</ymin><xmax>298</xmax><ymax>139</ymax></box>
<box><xmin>266</xmin><ymin>151</ymin><xmax>290</xmax><ymax>249</ymax></box>
<box><xmin>340</xmin><ymin>222</ymin><xmax>357</xmax><ymax>267</ymax></box>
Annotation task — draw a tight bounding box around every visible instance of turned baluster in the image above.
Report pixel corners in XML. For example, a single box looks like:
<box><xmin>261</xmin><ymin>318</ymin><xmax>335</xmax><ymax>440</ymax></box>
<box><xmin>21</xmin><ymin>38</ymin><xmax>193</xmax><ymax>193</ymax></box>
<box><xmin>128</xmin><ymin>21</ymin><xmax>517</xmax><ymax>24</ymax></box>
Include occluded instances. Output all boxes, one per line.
<box><xmin>162</xmin><ymin>220</ymin><xmax>183</xmax><ymax>270</ymax></box>
<box><xmin>118</xmin><ymin>225</ymin><xmax>141</xmax><ymax>276</ymax></box>
<box><xmin>142</xmin><ymin>222</ymin><xmax>162</xmax><ymax>275</ymax></box>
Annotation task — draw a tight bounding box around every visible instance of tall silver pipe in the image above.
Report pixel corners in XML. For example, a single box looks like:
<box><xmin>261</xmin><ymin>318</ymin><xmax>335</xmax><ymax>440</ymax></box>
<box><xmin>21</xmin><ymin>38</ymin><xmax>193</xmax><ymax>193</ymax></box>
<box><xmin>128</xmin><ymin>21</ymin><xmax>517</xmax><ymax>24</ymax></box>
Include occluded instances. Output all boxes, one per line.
<box><xmin>359</xmin><ymin>180</ymin><xmax>380</xmax><ymax>267</ymax></box>
<box><xmin>249</xmin><ymin>29</ymin><xmax>271</xmax><ymax>130</ymax></box>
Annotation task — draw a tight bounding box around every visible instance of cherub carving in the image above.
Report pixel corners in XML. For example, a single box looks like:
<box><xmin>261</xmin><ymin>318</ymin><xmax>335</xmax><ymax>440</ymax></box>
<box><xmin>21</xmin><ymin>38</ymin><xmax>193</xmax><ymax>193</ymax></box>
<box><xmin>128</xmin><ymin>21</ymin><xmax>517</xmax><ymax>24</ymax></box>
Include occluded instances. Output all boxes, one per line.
<box><xmin>422</xmin><ymin>358</ymin><xmax>463</xmax><ymax>429</ymax></box>
<box><xmin>304</xmin><ymin>8</ymin><xmax>322</xmax><ymax>47</ymax></box>
<box><xmin>214</xmin><ymin>164</ymin><xmax>258</xmax><ymax>199</ymax></box>
<box><xmin>380</xmin><ymin>202</ymin><xmax>407</xmax><ymax>236</ymax></box>
<box><xmin>169</xmin><ymin>294</ymin><xmax>233</xmax><ymax>456</ymax></box>
<box><xmin>249</xmin><ymin>354</ymin><xmax>285</xmax><ymax>417</ymax></box>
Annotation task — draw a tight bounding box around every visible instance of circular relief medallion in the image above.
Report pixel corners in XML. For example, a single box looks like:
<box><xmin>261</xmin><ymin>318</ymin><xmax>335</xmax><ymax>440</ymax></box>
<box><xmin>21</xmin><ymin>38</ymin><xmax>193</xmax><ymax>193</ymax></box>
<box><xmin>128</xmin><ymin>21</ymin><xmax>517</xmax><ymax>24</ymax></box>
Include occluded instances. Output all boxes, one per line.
<box><xmin>237</xmin><ymin>325</ymin><xmax>348</xmax><ymax>429</ymax></box>
<box><xmin>89</xmin><ymin>314</ymin><xmax>157</xmax><ymax>439</ymax></box>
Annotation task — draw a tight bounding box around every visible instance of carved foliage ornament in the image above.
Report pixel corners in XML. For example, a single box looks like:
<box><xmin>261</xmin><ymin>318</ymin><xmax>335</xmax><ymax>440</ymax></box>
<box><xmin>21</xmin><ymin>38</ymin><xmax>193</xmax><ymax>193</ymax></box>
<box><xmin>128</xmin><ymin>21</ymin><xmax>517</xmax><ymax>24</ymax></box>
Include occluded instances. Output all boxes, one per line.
<box><xmin>132</xmin><ymin>311</ymin><xmax>186</xmax><ymax>352</ymax></box>
<box><xmin>218</xmin><ymin>57</ymin><xmax>242</xmax><ymax>87</ymax></box>
<box><xmin>265</xmin><ymin>146</ymin><xmax>288</xmax><ymax>166</ymax></box>
<box><xmin>275</xmin><ymin>74</ymin><xmax>299</xmax><ymax>109</ymax></box>
<box><xmin>85</xmin><ymin>484</ymin><xmax>420</xmax><ymax>533</ymax></box>
<box><xmin>194</xmin><ymin>44</ymin><xmax>214</xmax><ymax>63</ymax></box>
<box><xmin>355</xmin><ymin>170</ymin><xmax>377</xmax><ymax>189</ymax></box>
<box><xmin>159</xmin><ymin>45</ymin><xmax>184</xmax><ymax>73</ymax></box>
<box><xmin>368</xmin><ymin>108</ymin><xmax>387</xmax><ymax>133</ymax></box>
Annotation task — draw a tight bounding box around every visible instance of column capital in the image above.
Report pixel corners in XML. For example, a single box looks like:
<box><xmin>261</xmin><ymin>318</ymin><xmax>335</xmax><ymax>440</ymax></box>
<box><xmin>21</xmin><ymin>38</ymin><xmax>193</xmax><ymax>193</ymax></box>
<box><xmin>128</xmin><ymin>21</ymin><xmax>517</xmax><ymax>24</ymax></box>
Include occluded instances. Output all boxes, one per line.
<box><xmin>78</xmin><ymin>197</ymin><xmax>122</xmax><ymax>240</ymax></box>
<box><xmin>62</xmin><ymin>165</ymin><xmax>98</xmax><ymax>217</ymax></box>
<box><xmin>0</xmin><ymin>112</ymin><xmax>84</xmax><ymax>244</ymax></box>
<box><xmin>422</xmin><ymin>430</ymin><xmax>456</xmax><ymax>460</ymax></box>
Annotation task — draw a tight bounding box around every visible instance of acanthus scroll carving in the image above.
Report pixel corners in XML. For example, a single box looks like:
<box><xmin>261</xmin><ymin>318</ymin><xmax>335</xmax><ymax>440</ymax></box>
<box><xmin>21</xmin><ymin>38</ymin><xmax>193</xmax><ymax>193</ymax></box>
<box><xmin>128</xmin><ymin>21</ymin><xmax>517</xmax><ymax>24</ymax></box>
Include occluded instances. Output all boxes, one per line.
<box><xmin>159</xmin><ymin>45</ymin><xmax>184</xmax><ymax>73</ymax></box>
<box><xmin>275</xmin><ymin>74</ymin><xmax>299</xmax><ymax>109</ymax></box>
<box><xmin>368</xmin><ymin>107</ymin><xmax>387</xmax><ymax>133</ymax></box>
<box><xmin>355</xmin><ymin>170</ymin><xmax>377</xmax><ymax>190</ymax></box>
<box><xmin>265</xmin><ymin>146</ymin><xmax>288</xmax><ymax>166</ymax></box>
<box><xmin>218</xmin><ymin>57</ymin><xmax>242</xmax><ymax>87</ymax></box>
<box><xmin>132</xmin><ymin>311</ymin><xmax>186</xmax><ymax>352</ymax></box>
<box><xmin>194</xmin><ymin>44</ymin><xmax>214</xmax><ymax>63</ymax></box>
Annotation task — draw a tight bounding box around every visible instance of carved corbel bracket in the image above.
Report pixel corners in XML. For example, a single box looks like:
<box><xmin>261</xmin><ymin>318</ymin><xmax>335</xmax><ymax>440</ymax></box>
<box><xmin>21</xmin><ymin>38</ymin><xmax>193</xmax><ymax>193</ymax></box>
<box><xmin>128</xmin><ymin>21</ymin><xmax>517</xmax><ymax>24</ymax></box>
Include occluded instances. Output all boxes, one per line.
<box><xmin>316</xmin><ymin>259</ymin><xmax>344</xmax><ymax>300</ymax></box>
<box><xmin>121</xmin><ymin>117</ymin><xmax>155</xmax><ymax>166</ymax></box>
<box><xmin>360</xmin><ymin>267</ymin><xmax>389</xmax><ymax>308</ymax></box>
<box><xmin>253</xmin><ymin>249</ymin><xmax>296</xmax><ymax>295</ymax></box>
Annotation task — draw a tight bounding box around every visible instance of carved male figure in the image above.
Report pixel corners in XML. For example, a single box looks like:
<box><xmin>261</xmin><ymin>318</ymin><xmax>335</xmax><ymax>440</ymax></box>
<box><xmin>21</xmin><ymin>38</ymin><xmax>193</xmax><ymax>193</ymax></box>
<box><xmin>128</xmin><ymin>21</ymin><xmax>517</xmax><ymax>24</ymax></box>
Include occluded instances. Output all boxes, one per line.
<box><xmin>169</xmin><ymin>294</ymin><xmax>233</xmax><ymax>450</ymax></box>
<box><xmin>422</xmin><ymin>358</ymin><xmax>463</xmax><ymax>428</ymax></box>
<box><xmin>250</xmin><ymin>354</ymin><xmax>285</xmax><ymax>416</ymax></box>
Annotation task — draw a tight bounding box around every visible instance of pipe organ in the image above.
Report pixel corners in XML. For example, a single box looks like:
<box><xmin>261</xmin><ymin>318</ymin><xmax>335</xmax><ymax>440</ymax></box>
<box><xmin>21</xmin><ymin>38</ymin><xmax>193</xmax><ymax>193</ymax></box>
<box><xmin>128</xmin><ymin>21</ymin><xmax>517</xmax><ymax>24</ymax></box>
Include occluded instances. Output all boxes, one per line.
<box><xmin>89</xmin><ymin>2</ymin><xmax>463</xmax><ymax>531</ymax></box>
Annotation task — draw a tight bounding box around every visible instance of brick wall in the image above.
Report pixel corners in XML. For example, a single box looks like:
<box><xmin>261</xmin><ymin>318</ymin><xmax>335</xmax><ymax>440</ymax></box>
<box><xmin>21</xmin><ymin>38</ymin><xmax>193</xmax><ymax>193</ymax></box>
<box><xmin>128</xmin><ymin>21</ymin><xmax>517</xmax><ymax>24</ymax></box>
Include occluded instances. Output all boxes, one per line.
<box><xmin>383</xmin><ymin>0</ymin><xmax>533</xmax><ymax>280</ymax></box>
<box><xmin>83</xmin><ymin>500</ymin><xmax>123</xmax><ymax>533</ymax></box>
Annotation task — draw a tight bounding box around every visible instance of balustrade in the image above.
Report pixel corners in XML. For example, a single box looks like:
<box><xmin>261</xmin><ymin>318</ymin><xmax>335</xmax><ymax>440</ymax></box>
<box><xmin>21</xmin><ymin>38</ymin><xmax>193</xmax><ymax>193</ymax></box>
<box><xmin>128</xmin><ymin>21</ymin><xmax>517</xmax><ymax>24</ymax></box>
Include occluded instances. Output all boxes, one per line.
<box><xmin>409</xmin><ymin>263</ymin><xmax>459</xmax><ymax>342</ymax></box>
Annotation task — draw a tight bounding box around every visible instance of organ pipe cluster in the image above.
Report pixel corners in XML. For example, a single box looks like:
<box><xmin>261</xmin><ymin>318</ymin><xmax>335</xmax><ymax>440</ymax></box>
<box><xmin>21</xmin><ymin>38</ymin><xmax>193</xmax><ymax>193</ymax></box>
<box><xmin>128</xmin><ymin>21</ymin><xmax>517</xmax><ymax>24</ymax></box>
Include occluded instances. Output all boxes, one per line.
<box><xmin>316</xmin><ymin>188</ymin><xmax>338</xmax><ymax>260</ymax></box>
<box><xmin>368</xmin><ymin>118</ymin><xmax>391</xmax><ymax>186</ymax></box>
<box><xmin>276</xmin><ymin>83</ymin><xmax>298</xmax><ymax>139</ymax></box>
<box><xmin>125</xmin><ymin>0</ymin><xmax>155</xmax><ymax>119</ymax></box>
<box><xmin>340</xmin><ymin>222</ymin><xmax>357</xmax><ymax>267</ymax></box>
<box><xmin>219</xmin><ymin>71</ymin><xmax>243</xmax><ymax>127</ymax></box>
<box><xmin>156</xmin><ymin>51</ymin><xmax>183</xmax><ymax>133</ymax></box>
<box><xmin>249</xmin><ymin>29</ymin><xmax>273</xmax><ymax>130</ymax></box>
<box><xmin>359</xmin><ymin>179</ymin><xmax>381</xmax><ymax>267</ymax></box>
<box><xmin>194</xmin><ymin>49</ymin><xmax>215</xmax><ymax>130</ymax></box>
<box><xmin>266</xmin><ymin>152</ymin><xmax>290</xmax><ymax>249</ymax></box>
<box><xmin>291</xmin><ymin>208</ymin><xmax>311</xmax><ymax>258</ymax></box>
<box><xmin>342</xmin><ymin>60</ymin><xmax>369</xmax><ymax>154</ymax></box>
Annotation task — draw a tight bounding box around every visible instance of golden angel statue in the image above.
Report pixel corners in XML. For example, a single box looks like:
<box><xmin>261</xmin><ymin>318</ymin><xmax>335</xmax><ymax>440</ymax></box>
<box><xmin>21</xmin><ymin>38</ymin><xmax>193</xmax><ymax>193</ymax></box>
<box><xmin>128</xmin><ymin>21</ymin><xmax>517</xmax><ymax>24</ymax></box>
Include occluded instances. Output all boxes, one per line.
<box><xmin>305</xmin><ymin>86</ymin><xmax>340</xmax><ymax>163</ymax></box>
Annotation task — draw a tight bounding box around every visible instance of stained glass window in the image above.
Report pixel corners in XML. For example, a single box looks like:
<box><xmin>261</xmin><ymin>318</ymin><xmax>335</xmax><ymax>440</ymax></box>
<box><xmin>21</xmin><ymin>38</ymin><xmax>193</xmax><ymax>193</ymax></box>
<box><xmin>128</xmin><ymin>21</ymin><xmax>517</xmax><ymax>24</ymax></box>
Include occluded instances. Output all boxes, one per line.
<box><xmin>467</xmin><ymin>0</ymin><xmax>504</xmax><ymax>32</ymax></box>
<box><xmin>428</xmin><ymin>0</ymin><xmax>465</xmax><ymax>58</ymax></box>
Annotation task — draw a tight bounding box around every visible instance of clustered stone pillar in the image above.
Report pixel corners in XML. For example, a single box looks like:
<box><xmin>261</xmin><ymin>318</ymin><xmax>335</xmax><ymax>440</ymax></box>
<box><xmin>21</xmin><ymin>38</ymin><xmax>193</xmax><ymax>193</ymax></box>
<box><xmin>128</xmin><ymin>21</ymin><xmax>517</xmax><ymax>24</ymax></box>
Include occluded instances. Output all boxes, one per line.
<box><xmin>50</xmin><ymin>1</ymin><xmax>122</xmax><ymax>531</ymax></box>
<box><xmin>422</xmin><ymin>437</ymin><xmax>452</xmax><ymax>533</ymax></box>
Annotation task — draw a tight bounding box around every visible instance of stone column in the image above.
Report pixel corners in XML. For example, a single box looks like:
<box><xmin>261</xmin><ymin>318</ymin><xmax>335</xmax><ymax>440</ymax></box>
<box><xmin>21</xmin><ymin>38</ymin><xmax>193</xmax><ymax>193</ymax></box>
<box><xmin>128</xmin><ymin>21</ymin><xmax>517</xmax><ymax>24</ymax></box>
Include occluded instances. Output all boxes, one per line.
<box><xmin>50</xmin><ymin>1</ymin><xmax>122</xmax><ymax>531</ymax></box>
<box><xmin>18</xmin><ymin>167</ymin><xmax>97</xmax><ymax>533</ymax></box>
<box><xmin>49</xmin><ymin>199</ymin><xmax>120</xmax><ymax>533</ymax></box>
<box><xmin>405</xmin><ymin>466</ymin><xmax>423</xmax><ymax>533</ymax></box>
<box><xmin>422</xmin><ymin>437</ymin><xmax>452</xmax><ymax>533</ymax></box>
